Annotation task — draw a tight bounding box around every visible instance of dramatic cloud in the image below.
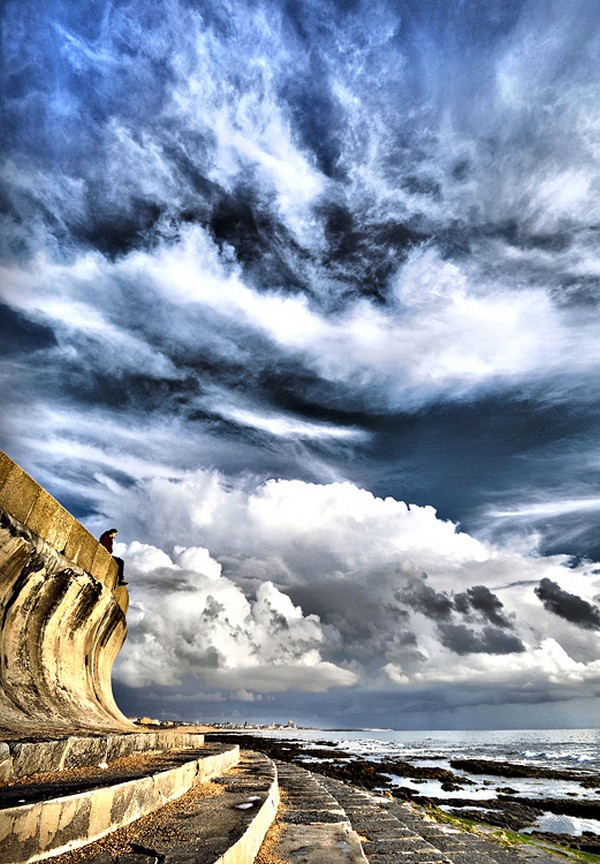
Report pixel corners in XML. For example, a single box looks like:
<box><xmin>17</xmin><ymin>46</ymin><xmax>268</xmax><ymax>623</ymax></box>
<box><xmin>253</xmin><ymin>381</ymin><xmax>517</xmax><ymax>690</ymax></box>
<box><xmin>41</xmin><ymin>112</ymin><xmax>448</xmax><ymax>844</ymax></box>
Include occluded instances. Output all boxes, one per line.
<box><xmin>2</xmin><ymin>0</ymin><xmax>600</xmax><ymax>725</ymax></box>
<box><xmin>454</xmin><ymin>585</ymin><xmax>514</xmax><ymax>629</ymax></box>
<box><xmin>437</xmin><ymin>624</ymin><xmax>524</xmax><ymax>656</ymax></box>
<box><xmin>97</xmin><ymin>469</ymin><xmax>600</xmax><ymax>723</ymax></box>
<box><xmin>115</xmin><ymin>540</ymin><xmax>358</xmax><ymax>693</ymax></box>
<box><xmin>535</xmin><ymin>578</ymin><xmax>600</xmax><ymax>631</ymax></box>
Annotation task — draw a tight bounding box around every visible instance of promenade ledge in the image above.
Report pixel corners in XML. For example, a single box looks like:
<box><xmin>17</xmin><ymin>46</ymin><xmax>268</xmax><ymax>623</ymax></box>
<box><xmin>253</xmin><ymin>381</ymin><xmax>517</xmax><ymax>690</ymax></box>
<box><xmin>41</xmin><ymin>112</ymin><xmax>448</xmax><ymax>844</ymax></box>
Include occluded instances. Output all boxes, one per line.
<box><xmin>0</xmin><ymin>451</ymin><xmax>122</xmax><ymax>598</ymax></box>
<box><xmin>0</xmin><ymin>450</ymin><xmax>129</xmax><ymax>734</ymax></box>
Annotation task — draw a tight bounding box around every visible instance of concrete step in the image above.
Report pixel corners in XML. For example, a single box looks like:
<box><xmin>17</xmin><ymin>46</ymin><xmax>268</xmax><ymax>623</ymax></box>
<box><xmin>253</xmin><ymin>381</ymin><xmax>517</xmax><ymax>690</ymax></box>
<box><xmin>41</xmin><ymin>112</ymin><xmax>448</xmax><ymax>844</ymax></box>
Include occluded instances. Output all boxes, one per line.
<box><xmin>318</xmin><ymin>775</ymin><xmax>455</xmax><ymax>863</ymax></box>
<box><xmin>266</xmin><ymin>761</ymin><xmax>368</xmax><ymax>864</ymax></box>
<box><xmin>44</xmin><ymin>750</ymin><xmax>279</xmax><ymax>864</ymax></box>
<box><xmin>319</xmin><ymin>774</ymin><xmax>568</xmax><ymax>864</ymax></box>
<box><xmin>384</xmin><ymin>798</ymin><xmax>570</xmax><ymax>864</ymax></box>
<box><xmin>0</xmin><ymin>731</ymin><xmax>206</xmax><ymax>780</ymax></box>
<box><xmin>0</xmin><ymin>742</ymin><xmax>240</xmax><ymax>864</ymax></box>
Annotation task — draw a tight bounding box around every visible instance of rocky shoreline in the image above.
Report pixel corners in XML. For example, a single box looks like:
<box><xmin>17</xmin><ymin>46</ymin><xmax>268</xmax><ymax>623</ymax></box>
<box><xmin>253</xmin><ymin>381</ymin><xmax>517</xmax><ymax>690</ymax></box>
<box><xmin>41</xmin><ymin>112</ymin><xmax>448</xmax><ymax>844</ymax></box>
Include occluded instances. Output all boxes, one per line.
<box><xmin>207</xmin><ymin>732</ymin><xmax>600</xmax><ymax>857</ymax></box>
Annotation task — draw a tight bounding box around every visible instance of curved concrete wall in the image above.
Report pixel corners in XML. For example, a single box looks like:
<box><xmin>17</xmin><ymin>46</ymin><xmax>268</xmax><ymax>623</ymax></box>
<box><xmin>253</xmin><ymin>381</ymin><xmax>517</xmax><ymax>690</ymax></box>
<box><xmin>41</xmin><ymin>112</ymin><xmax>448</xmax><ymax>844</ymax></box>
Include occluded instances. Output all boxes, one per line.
<box><xmin>0</xmin><ymin>451</ymin><xmax>133</xmax><ymax>734</ymax></box>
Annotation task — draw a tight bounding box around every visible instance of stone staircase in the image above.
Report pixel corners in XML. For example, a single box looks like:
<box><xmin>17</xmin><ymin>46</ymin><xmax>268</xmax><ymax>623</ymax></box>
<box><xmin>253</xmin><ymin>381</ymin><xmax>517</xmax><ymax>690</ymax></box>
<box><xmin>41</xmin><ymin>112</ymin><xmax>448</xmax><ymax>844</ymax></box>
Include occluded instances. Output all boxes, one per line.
<box><xmin>0</xmin><ymin>731</ymin><xmax>276</xmax><ymax>864</ymax></box>
<box><xmin>272</xmin><ymin>761</ymin><xmax>367</xmax><ymax>864</ymax></box>
<box><xmin>310</xmin><ymin>769</ymin><xmax>571</xmax><ymax>864</ymax></box>
<box><xmin>0</xmin><ymin>735</ymin><xmax>574</xmax><ymax>864</ymax></box>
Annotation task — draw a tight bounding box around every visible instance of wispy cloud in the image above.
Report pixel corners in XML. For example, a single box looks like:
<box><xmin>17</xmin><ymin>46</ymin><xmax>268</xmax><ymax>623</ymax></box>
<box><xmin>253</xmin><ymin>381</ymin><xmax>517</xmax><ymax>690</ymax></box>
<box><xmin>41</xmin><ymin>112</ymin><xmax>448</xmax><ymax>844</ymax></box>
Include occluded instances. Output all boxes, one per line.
<box><xmin>490</xmin><ymin>498</ymin><xmax>600</xmax><ymax>520</ymax></box>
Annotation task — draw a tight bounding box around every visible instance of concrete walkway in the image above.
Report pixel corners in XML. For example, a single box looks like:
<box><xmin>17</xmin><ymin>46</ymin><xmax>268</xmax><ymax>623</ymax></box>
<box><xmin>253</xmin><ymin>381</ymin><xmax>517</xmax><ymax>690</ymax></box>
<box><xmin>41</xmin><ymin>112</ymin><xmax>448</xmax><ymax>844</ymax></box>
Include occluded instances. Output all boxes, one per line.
<box><xmin>318</xmin><ymin>772</ymin><xmax>577</xmax><ymax>864</ymax></box>
<box><xmin>24</xmin><ymin>750</ymin><xmax>278</xmax><ymax>864</ymax></box>
<box><xmin>0</xmin><ymin>743</ymin><xmax>241</xmax><ymax>864</ymax></box>
<box><xmin>265</xmin><ymin>762</ymin><xmax>576</xmax><ymax>864</ymax></box>
<box><xmin>273</xmin><ymin>761</ymin><xmax>367</xmax><ymax>863</ymax></box>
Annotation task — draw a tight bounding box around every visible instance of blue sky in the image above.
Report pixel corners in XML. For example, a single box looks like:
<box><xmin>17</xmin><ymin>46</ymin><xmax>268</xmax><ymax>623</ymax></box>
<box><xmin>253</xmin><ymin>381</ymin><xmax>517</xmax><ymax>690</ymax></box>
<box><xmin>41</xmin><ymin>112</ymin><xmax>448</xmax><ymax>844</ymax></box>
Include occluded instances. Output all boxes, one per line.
<box><xmin>2</xmin><ymin>0</ymin><xmax>600</xmax><ymax>729</ymax></box>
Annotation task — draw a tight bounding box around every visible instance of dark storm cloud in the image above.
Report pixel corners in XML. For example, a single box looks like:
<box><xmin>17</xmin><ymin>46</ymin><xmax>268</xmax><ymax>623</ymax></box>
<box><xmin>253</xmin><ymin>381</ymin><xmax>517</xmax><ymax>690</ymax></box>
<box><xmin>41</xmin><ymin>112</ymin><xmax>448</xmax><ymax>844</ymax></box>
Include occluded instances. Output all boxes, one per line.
<box><xmin>285</xmin><ymin>576</ymin><xmax>420</xmax><ymax>670</ymax></box>
<box><xmin>207</xmin><ymin>186</ymin><xmax>311</xmax><ymax>293</ymax></box>
<box><xmin>438</xmin><ymin>623</ymin><xmax>525</xmax><ymax>656</ymax></box>
<box><xmin>399</xmin><ymin>576</ymin><xmax>523</xmax><ymax>655</ymax></box>
<box><xmin>454</xmin><ymin>585</ymin><xmax>513</xmax><ymax>628</ymax></box>
<box><xmin>535</xmin><ymin>578</ymin><xmax>600</xmax><ymax>631</ymax></box>
<box><xmin>396</xmin><ymin>576</ymin><xmax>453</xmax><ymax>620</ymax></box>
<box><xmin>398</xmin><ymin>578</ymin><xmax>514</xmax><ymax>632</ymax></box>
<box><xmin>113</xmin><ymin>675</ymin><xmax>600</xmax><ymax>731</ymax></box>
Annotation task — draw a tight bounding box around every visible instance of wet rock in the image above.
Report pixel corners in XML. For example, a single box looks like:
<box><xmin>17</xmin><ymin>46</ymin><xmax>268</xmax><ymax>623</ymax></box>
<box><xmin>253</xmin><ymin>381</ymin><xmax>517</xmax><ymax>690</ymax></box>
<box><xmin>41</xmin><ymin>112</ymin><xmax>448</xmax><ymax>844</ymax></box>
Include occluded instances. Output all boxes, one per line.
<box><xmin>498</xmin><ymin>794</ymin><xmax>600</xmax><ymax>820</ymax></box>
<box><xmin>528</xmin><ymin>831</ymin><xmax>600</xmax><ymax>855</ymax></box>
<box><xmin>207</xmin><ymin>731</ymin><xmax>600</xmax><ymax>856</ymax></box>
<box><xmin>450</xmin><ymin>758</ymin><xmax>600</xmax><ymax>787</ymax></box>
<box><xmin>452</xmin><ymin>800</ymin><xmax>543</xmax><ymax>832</ymax></box>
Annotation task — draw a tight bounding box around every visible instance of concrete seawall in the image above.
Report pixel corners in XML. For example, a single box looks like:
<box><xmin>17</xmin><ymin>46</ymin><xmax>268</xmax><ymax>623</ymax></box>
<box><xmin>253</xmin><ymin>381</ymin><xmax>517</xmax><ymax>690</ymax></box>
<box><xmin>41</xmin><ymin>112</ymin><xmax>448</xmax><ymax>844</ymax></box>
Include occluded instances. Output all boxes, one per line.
<box><xmin>0</xmin><ymin>451</ymin><xmax>133</xmax><ymax>734</ymax></box>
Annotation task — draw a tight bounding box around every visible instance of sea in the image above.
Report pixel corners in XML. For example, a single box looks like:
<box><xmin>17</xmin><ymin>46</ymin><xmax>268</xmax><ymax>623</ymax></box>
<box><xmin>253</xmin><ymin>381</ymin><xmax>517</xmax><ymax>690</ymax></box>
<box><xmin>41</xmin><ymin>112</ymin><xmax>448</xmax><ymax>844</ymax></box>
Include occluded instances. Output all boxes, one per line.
<box><xmin>243</xmin><ymin>727</ymin><xmax>600</xmax><ymax>838</ymax></box>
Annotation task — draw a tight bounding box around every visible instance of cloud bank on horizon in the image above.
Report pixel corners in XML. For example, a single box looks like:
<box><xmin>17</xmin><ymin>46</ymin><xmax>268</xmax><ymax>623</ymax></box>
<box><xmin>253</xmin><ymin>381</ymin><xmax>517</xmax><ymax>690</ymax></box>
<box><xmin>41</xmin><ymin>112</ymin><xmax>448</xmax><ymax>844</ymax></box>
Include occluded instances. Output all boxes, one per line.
<box><xmin>107</xmin><ymin>470</ymin><xmax>600</xmax><ymax>726</ymax></box>
<box><xmin>2</xmin><ymin>0</ymin><xmax>600</xmax><ymax>727</ymax></box>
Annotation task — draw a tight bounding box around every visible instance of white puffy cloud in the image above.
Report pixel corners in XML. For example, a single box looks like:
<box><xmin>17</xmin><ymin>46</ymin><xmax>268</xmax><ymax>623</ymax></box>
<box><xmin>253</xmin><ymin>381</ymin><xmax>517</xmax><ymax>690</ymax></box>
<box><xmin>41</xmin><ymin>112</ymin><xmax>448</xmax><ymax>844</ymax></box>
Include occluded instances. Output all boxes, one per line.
<box><xmin>396</xmin><ymin>639</ymin><xmax>600</xmax><ymax>692</ymax></box>
<box><xmin>93</xmin><ymin>470</ymin><xmax>489</xmax><ymax>583</ymax></box>
<box><xmin>113</xmin><ymin>539</ymin><xmax>358</xmax><ymax>693</ymax></box>
<box><xmin>98</xmin><ymin>469</ymin><xmax>600</xmax><ymax>703</ymax></box>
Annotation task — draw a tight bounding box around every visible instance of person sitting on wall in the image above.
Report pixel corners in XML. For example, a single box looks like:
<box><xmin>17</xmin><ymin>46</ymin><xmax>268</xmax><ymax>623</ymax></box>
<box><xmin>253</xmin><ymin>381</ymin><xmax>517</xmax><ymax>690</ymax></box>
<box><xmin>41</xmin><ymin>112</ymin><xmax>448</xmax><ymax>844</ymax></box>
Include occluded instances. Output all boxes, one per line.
<box><xmin>99</xmin><ymin>528</ymin><xmax>127</xmax><ymax>586</ymax></box>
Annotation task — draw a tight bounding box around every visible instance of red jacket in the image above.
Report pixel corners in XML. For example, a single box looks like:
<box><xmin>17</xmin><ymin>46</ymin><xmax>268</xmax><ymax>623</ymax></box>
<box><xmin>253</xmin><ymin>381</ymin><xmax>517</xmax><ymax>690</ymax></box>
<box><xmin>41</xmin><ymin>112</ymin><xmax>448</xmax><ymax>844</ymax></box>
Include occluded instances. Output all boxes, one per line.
<box><xmin>99</xmin><ymin>531</ymin><xmax>114</xmax><ymax>554</ymax></box>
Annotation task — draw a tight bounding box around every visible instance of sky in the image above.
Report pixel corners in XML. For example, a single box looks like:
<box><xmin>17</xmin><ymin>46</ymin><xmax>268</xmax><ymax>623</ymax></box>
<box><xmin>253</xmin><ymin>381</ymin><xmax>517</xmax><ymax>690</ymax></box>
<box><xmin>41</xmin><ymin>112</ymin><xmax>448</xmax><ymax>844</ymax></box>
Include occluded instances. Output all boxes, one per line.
<box><xmin>1</xmin><ymin>0</ymin><xmax>600</xmax><ymax>730</ymax></box>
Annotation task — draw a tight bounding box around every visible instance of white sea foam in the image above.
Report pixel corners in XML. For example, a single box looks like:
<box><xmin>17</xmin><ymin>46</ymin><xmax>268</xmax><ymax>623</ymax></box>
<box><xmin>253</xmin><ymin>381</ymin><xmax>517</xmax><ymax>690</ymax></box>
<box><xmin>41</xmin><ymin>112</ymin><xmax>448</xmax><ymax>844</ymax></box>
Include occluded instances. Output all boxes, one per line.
<box><xmin>524</xmin><ymin>813</ymin><xmax>600</xmax><ymax>838</ymax></box>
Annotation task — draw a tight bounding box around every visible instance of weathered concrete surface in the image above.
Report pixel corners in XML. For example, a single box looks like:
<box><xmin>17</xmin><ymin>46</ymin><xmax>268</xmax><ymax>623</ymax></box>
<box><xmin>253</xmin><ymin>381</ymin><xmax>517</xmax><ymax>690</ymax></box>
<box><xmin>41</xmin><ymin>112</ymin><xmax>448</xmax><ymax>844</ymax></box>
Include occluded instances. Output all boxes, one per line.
<box><xmin>273</xmin><ymin>824</ymin><xmax>366</xmax><ymax>864</ymax></box>
<box><xmin>318</xmin><ymin>773</ymin><xmax>568</xmax><ymax>864</ymax></box>
<box><xmin>43</xmin><ymin>750</ymin><xmax>279</xmax><ymax>864</ymax></box>
<box><xmin>273</xmin><ymin>762</ymin><xmax>367</xmax><ymax>864</ymax></box>
<box><xmin>0</xmin><ymin>450</ymin><xmax>131</xmax><ymax>734</ymax></box>
<box><xmin>0</xmin><ymin>452</ymin><xmax>119</xmax><ymax>590</ymax></box>
<box><xmin>0</xmin><ymin>744</ymin><xmax>241</xmax><ymax>864</ymax></box>
<box><xmin>0</xmin><ymin>731</ymin><xmax>206</xmax><ymax>781</ymax></box>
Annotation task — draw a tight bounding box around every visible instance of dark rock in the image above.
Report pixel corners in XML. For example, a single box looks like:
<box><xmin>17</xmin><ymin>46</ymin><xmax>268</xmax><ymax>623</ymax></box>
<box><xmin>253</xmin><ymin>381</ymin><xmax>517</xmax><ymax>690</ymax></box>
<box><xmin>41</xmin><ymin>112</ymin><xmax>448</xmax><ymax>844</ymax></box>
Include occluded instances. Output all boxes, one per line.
<box><xmin>528</xmin><ymin>831</ymin><xmax>600</xmax><ymax>855</ymax></box>
<box><xmin>441</xmin><ymin>781</ymin><xmax>463</xmax><ymax>791</ymax></box>
<box><xmin>450</xmin><ymin>758</ymin><xmax>600</xmax><ymax>787</ymax></box>
<box><xmin>498</xmin><ymin>794</ymin><xmax>600</xmax><ymax>820</ymax></box>
<box><xmin>443</xmin><ymin>800</ymin><xmax>542</xmax><ymax>833</ymax></box>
